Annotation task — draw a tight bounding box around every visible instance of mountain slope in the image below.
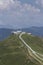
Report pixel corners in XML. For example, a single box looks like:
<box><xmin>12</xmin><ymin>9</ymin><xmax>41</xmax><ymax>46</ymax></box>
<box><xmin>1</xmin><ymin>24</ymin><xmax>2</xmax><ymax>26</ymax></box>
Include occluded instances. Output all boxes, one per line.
<box><xmin>0</xmin><ymin>34</ymin><xmax>37</xmax><ymax>65</ymax></box>
<box><xmin>22</xmin><ymin>33</ymin><xmax>43</xmax><ymax>54</ymax></box>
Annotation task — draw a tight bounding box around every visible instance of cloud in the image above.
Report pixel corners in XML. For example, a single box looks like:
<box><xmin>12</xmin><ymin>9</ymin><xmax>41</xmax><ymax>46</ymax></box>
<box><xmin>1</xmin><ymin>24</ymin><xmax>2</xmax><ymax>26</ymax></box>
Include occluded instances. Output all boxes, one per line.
<box><xmin>0</xmin><ymin>0</ymin><xmax>41</xmax><ymax>28</ymax></box>
<box><xmin>36</xmin><ymin>0</ymin><xmax>43</xmax><ymax>7</ymax></box>
<box><xmin>0</xmin><ymin>0</ymin><xmax>40</xmax><ymax>12</ymax></box>
<box><xmin>0</xmin><ymin>0</ymin><xmax>14</xmax><ymax>10</ymax></box>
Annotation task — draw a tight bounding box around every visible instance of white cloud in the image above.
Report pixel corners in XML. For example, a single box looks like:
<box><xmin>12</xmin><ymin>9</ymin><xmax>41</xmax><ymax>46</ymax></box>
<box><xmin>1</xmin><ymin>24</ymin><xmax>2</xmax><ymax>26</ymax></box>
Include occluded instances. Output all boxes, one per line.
<box><xmin>20</xmin><ymin>3</ymin><xmax>40</xmax><ymax>13</ymax></box>
<box><xmin>0</xmin><ymin>0</ymin><xmax>41</xmax><ymax>28</ymax></box>
<box><xmin>0</xmin><ymin>0</ymin><xmax>14</xmax><ymax>10</ymax></box>
<box><xmin>36</xmin><ymin>0</ymin><xmax>43</xmax><ymax>7</ymax></box>
<box><xmin>0</xmin><ymin>0</ymin><xmax>40</xmax><ymax>13</ymax></box>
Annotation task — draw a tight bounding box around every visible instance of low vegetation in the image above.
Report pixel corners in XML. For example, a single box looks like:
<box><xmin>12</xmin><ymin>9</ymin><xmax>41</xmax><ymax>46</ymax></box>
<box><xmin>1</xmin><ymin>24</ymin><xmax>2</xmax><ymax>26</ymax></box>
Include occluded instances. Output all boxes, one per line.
<box><xmin>22</xmin><ymin>33</ymin><xmax>43</xmax><ymax>54</ymax></box>
<box><xmin>0</xmin><ymin>34</ymin><xmax>37</xmax><ymax>65</ymax></box>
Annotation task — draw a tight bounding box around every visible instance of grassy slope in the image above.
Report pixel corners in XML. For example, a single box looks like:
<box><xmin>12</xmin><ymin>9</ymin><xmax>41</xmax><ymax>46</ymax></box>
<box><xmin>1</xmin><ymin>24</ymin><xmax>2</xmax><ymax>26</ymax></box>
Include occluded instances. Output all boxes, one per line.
<box><xmin>0</xmin><ymin>34</ymin><xmax>37</xmax><ymax>65</ymax></box>
<box><xmin>22</xmin><ymin>33</ymin><xmax>43</xmax><ymax>54</ymax></box>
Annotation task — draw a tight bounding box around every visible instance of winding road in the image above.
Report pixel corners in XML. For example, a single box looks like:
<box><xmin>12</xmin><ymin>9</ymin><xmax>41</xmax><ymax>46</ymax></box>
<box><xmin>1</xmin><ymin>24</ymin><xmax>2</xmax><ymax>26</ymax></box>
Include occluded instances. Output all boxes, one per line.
<box><xmin>19</xmin><ymin>32</ymin><xmax>43</xmax><ymax>65</ymax></box>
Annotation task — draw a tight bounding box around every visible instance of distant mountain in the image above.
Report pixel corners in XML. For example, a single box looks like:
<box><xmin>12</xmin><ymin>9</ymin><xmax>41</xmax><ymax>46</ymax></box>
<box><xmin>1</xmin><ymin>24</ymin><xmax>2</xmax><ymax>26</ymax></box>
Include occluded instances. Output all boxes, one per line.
<box><xmin>0</xmin><ymin>28</ymin><xmax>14</xmax><ymax>41</ymax></box>
<box><xmin>21</xmin><ymin>27</ymin><xmax>43</xmax><ymax>37</ymax></box>
<box><xmin>0</xmin><ymin>27</ymin><xmax>43</xmax><ymax>41</ymax></box>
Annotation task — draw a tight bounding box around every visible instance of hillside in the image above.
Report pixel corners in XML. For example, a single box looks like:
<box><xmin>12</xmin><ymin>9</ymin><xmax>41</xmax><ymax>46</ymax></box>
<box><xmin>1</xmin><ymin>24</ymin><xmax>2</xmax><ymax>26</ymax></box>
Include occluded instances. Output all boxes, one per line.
<box><xmin>0</xmin><ymin>33</ymin><xmax>43</xmax><ymax>65</ymax></box>
<box><xmin>0</xmin><ymin>34</ymin><xmax>37</xmax><ymax>65</ymax></box>
<box><xmin>22</xmin><ymin>33</ymin><xmax>43</xmax><ymax>54</ymax></box>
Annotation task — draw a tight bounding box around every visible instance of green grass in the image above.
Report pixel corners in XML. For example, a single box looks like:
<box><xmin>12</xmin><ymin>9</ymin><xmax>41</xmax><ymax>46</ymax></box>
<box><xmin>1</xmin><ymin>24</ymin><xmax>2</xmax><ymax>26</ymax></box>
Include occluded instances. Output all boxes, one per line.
<box><xmin>0</xmin><ymin>34</ymin><xmax>39</xmax><ymax>65</ymax></box>
<box><xmin>22</xmin><ymin>33</ymin><xmax>43</xmax><ymax>54</ymax></box>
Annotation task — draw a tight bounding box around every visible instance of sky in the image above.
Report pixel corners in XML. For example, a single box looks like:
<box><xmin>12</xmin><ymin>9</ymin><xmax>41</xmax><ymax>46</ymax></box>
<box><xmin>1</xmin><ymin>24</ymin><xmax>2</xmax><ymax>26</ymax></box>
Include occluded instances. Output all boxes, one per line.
<box><xmin>0</xmin><ymin>0</ymin><xmax>43</xmax><ymax>29</ymax></box>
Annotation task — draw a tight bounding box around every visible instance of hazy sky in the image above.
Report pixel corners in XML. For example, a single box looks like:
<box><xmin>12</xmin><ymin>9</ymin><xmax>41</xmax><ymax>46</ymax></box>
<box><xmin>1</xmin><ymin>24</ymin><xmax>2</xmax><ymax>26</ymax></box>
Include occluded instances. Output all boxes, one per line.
<box><xmin>0</xmin><ymin>0</ymin><xmax>43</xmax><ymax>29</ymax></box>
